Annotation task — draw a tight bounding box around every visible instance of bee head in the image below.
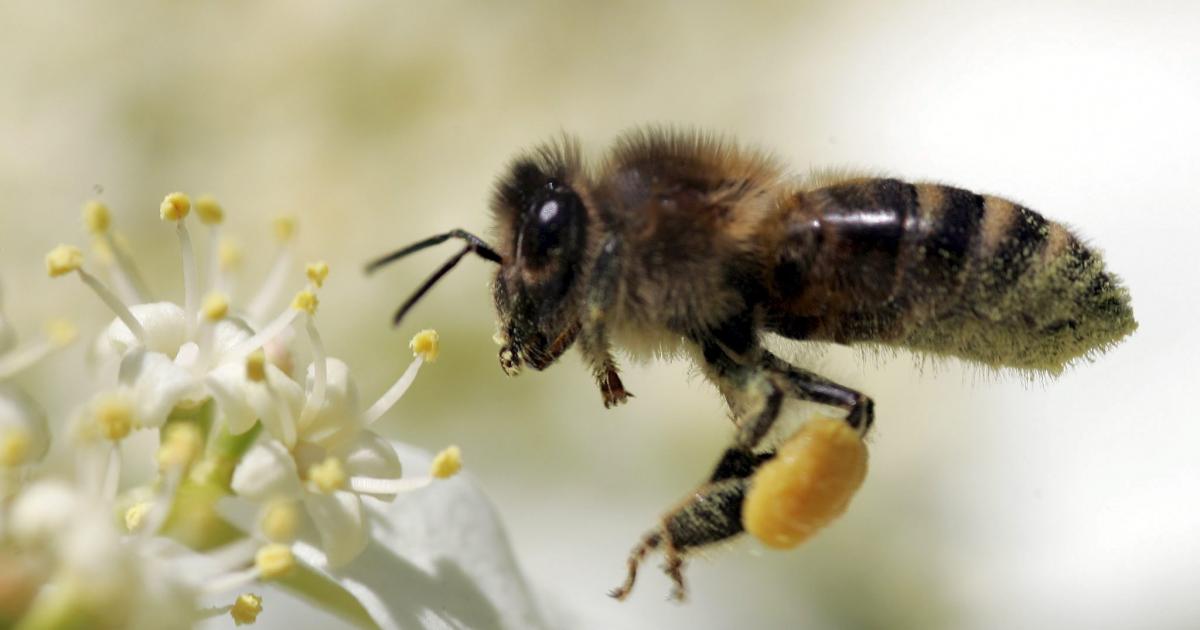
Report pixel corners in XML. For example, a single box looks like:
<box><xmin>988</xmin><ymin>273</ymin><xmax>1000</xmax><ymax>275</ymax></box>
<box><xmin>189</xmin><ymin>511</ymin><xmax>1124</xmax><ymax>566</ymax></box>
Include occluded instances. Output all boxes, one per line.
<box><xmin>490</xmin><ymin>140</ymin><xmax>590</xmax><ymax>372</ymax></box>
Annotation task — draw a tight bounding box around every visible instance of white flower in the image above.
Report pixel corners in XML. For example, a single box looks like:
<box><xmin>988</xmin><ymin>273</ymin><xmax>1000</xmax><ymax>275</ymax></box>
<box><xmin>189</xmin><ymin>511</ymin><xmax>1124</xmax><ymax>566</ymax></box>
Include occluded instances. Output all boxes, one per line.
<box><xmin>229</xmin><ymin>328</ymin><xmax>449</xmax><ymax>567</ymax></box>
<box><xmin>7</xmin><ymin>480</ymin><xmax>199</xmax><ymax>630</ymax></box>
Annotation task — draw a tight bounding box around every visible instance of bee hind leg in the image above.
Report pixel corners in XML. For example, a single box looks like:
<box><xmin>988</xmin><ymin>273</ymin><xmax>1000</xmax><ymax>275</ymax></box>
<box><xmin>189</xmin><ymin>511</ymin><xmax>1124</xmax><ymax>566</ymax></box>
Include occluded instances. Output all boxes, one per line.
<box><xmin>610</xmin><ymin>473</ymin><xmax>763</xmax><ymax>602</ymax></box>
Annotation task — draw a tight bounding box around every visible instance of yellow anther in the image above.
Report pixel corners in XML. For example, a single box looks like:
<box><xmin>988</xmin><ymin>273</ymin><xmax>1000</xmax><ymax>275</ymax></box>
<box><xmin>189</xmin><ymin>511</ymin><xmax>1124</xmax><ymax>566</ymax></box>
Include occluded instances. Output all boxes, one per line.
<box><xmin>202</xmin><ymin>292</ymin><xmax>230</xmax><ymax>321</ymax></box>
<box><xmin>45</xmin><ymin>318</ymin><xmax>78</xmax><ymax>347</ymax></box>
<box><xmin>45</xmin><ymin>244</ymin><xmax>84</xmax><ymax>277</ymax></box>
<box><xmin>308</xmin><ymin>457</ymin><xmax>347</xmax><ymax>494</ymax></box>
<box><xmin>230</xmin><ymin>593</ymin><xmax>263</xmax><ymax>626</ymax></box>
<box><xmin>124</xmin><ymin>501</ymin><xmax>152</xmax><ymax>532</ymax></box>
<box><xmin>218</xmin><ymin>237</ymin><xmax>243</xmax><ymax>271</ymax></box>
<box><xmin>95</xmin><ymin>396</ymin><xmax>134</xmax><ymax>441</ymax></box>
<box><xmin>743</xmin><ymin>417</ymin><xmax>868</xmax><ymax>549</ymax></box>
<box><xmin>157</xmin><ymin>422</ymin><xmax>204</xmax><ymax>470</ymax></box>
<box><xmin>272</xmin><ymin>216</ymin><xmax>296</xmax><ymax>243</ymax></box>
<box><xmin>0</xmin><ymin>429</ymin><xmax>32</xmax><ymax>467</ymax></box>
<box><xmin>291</xmin><ymin>290</ymin><xmax>318</xmax><ymax>315</ymax></box>
<box><xmin>194</xmin><ymin>195</ymin><xmax>224</xmax><ymax>225</ymax></box>
<box><xmin>160</xmin><ymin>192</ymin><xmax>191</xmax><ymax>221</ymax></box>
<box><xmin>410</xmin><ymin>329</ymin><xmax>440</xmax><ymax>362</ymax></box>
<box><xmin>260</xmin><ymin>500</ymin><xmax>299</xmax><ymax>543</ymax></box>
<box><xmin>245</xmin><ymin>350</ymin><xmax>267</xmax><ymax>383</ymax></box>
<box><xmin>255</xmin><ymin>544</ymin><xmax>296</xmax><ymax>580</ymax></box>
<box><xmin>305</xmin><ymin>261</ymin><xmax>329</xmax><ymax>288</ymax></box>
<box><xmin>83</xmin><ymin>200</ymin><xmax>111</xmax><ymax>234</ymax></box>
<box><xmin>430</xmin><ymin>445</ymin><xmax>462</xmax><ymax>479</ymax></box>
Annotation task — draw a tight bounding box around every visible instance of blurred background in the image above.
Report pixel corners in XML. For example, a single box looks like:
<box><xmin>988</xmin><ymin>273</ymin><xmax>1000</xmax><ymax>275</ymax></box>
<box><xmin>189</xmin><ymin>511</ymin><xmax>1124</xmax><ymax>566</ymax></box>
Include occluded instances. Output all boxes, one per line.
<box><xmin>2</xmin><ymin>1</ymin><xmax>1198</xmax><ymax>628</ymax></box>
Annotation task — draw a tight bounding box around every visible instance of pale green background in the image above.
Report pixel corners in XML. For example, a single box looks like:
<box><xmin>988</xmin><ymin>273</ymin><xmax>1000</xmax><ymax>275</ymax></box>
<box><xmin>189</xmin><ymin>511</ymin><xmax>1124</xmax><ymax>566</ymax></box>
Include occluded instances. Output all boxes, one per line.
<box><xmin>2</xmin><ymin>2</ymin><xmax>1197</xmax><ymax>629</ymax></box>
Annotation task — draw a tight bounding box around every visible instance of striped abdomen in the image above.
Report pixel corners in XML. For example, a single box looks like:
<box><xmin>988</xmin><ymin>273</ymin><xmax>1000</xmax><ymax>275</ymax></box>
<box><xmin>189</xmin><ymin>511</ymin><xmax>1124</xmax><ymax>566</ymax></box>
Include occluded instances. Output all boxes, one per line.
<box><xmin>764</xmin><ymin>178</ymin><xmax>1136</xmax><ymax>373</ymax></box>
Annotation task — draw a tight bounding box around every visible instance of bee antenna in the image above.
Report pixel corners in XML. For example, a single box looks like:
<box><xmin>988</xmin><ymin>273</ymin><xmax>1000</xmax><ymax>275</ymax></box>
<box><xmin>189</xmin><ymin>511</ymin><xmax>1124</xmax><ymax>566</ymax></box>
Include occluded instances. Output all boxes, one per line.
<box><xmin>365</xmin><ymin>229</ymin><xmax>501</xmax><ymax>274</ymax></box>
<box><xmin>389</xmin><ymin>244</ymin><xmax>475</xmax><ymax>326</ymax></box>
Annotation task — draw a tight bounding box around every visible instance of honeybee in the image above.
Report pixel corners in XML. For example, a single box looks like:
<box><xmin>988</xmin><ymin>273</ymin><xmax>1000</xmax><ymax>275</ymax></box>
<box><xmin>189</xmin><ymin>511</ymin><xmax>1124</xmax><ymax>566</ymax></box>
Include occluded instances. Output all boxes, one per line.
<box><xmin>368</xmin><ymin>128</ymin><xmax>1137</xmax><ymax>601</ymax></box>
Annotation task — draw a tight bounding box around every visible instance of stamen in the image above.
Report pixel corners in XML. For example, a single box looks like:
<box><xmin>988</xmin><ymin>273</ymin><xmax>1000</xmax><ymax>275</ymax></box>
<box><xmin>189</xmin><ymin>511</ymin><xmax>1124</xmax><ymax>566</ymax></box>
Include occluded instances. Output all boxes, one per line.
<box><xmin>229</xmin><ymin>593</ymin><xmax>263</xmax><ymax>626</ymax></box>
<box><xmin>349</xmin><ymin>475</ymin><xmax>432</xmax><ymax>495</ymax></box>
<box><xmin>45</xmin><ymin>244</ymin><xmax>83</xmax><ymax>277</ymax></box>
<box><xmin>0</xmin><ymin>317</ymin><xmax>78</xmax><ymax>393</ymax></box>
<box><xmin>305</xmin><ymin>261</ymin><xmax>329</xmax><ymax>288</ymax></box>
<box><xmin>195</xmin><ymin>195</ymin><xmax>225</xmax><ymax>225</ymax></box>
<box><xmin>83</xmin><ymin>200</ymin><xmax>111</xmax><ymax>234</ymax></box>
<box><xmin>298</xmin><ymin>315</ymin><xmax>326</xmax><ymax>427</ymax></box>
<box><xmin>362</xmin><ymin>330</ymin><xmax>438</xmax><ymax>425</ymax></box>
<box><xmin>245</xmin><ymin>217</ymin><xmax>296</xmax><ymax>323</ymax></box>
<box><xmin>77</xmin><ymin>269</ymin><xmax>146</xmax><ymax>343</ymax></box>
<box><xmin>362</xmin><ymin>355</ymin><xmax>422</xmax><ymax>426</ymax></box>
<box><xmin>202</xmin><ymin>292</ymin><xmax>230</xmax><ymax>321</ymax></box>
<box><xmin>226</xmin><ymin>295</ymin><xmax>309</xmax><ymax>360</ymax></box>
<box><xmin>176</xmin><ymin>222</ymin><xmax>200</xmax><ymax>333</ymax></box>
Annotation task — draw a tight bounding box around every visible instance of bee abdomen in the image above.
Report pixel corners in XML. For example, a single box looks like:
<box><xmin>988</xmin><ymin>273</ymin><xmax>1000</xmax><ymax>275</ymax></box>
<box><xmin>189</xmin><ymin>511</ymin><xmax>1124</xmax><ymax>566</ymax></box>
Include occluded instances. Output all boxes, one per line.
<box><xmin>770</xmin><ymin>178</ymin><xmax>1137</xmax><ymax>372</ymax></box>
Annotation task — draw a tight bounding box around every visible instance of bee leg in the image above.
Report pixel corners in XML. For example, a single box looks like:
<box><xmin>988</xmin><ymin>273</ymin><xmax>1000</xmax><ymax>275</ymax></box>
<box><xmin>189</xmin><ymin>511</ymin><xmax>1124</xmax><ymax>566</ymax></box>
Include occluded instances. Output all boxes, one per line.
<box><xmin>579</xmin><ymin>236</ymin><xmax>632</xmax><ymax>408</ymax></box>
<box><xmin>762</xmin><ymin>352</ymin><xmax>875</xmax><ymax>434</ymax></box>
<box><xmin>611</xmin><ymin>451</ymin><xmax>774</xmax><ymax>601</ymax></box>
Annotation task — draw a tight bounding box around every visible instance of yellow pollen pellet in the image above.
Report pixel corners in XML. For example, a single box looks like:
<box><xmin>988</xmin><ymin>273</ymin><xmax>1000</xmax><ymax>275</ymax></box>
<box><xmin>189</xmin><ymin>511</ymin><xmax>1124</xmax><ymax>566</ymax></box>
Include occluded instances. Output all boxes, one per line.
<box><xmin>124</xmin><ymin>501</ymin><xmax>152</xmax><ymax>532</ymax></box>
<box><xmin>0</xmin><ymin>429</ymin><xmax>32</xmax><ymax>467</ymax></box>
<box><xmin>430</xmin><ymin>445</ymin><xmax>462</xmax><ymax>479</ymax></box>
<box><xmin>83</xmin><ymin>200</ymin><xmax>111</xmax><ymax>233</ymax></box>
<box><xmin>202</xmin><ymin>292</ymin><xmax>230</xmax><ymax>321</ymax></box>
<box><xmin>230</xmin><ymin>593</ymin><xmax>263</xmax><ymax>626</ymax></box>
<box><xmin>44</xmin><ymin>318</ymin><xmax>78</xmax><ymax>347</ymax></box>
<box><xmin>260</xmin><ymin>500</ymin><xmax>299</xmax><ymax>542</ymax></box>
<box><xmin>95</xmin><ymin>396</ymin><xmax>134</xmax><ymax>441</ymax></box>
<box><xmin>410</xmin><ymin>329</ymin><xmax>440</xmax><ymax>362</ymax></box>
<box><xmin>45</xmin><ymin>244</ymin><xmax>84</xmax><ymax>277</ymax></box>
<box><xmin>308</xmin><ymin>457</ymin><xmax>347</xmax><ymax>494</ymax></box>
<box><xmin>194</xmin><ymin>195</ymin><xmax>224</xmax><ymax>225</ymax></box>
<box><xmin>255</xmin><ymin>544</ymin><xmax>295</xmax><ymax>580</ymax></box>
<box><xmin>305</xmin><ymin>261</ymin><xmax>329</xmax><ymax>288</ymax></box>
<box><xmin>291</xmin><ymin>290</ymin><xmax>318</xmax><ymax>315</ymax></box>
<box><xmin>157</xmin><ymin>422</ymin><xmax>204</xmax><ymax>470</ymax></box>
<box><xmin>742</xmin><ymin>417</ymin><xmax>868</xmax><ymax>549</ymax></box>
<box><xmin>218</xmin><ymin>237</ymin><xmax>243</xmax><ymax>271</ymax></box>
<box><xmin>273</xmin><ymin>216</ymin><xmax>296</xmax><ymax>243</ymax></box>
<box><xmin>245</xmin><ymin>350</ymin><xmax>267</xmax><ymax>383</ymax></box>
<box><xmin>160</xmin><ymin>192</ymin><xmax>191</xmax><ymax>221</ymax></box>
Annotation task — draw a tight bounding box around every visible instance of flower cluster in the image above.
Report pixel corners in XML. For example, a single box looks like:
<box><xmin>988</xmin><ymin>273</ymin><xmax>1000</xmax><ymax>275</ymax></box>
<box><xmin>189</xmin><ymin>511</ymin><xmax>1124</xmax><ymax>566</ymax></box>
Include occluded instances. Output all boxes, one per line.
<box><xmin>2</xmin><ymin>194</ymin><xmax>467</xmax><ymax>628</ymax></box>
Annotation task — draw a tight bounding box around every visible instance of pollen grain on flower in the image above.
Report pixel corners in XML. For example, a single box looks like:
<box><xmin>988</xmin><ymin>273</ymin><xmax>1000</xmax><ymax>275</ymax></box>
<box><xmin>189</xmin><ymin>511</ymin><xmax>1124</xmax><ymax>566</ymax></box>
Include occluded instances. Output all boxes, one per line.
<box><xmin>272</xmin><ymin>216</ymin><xmax>296</xmax><ymax>243</ymax></box>
<box><xmin>160</xmin><ymin>192</ymin><xmax>192</xmax><ymax>222</ymax></box>
<box><xmin>305</xmin><ymin>261</ymin><xmax>329</xmax><ymax>288</ymax></box>
<box><xmin>194</xmin><ymin>195</ymin><xmax>225</xmax><ymax>225</ymax></box>
<box><xmin>94</xmin><ymin>394</ymin><xmax>134</xmax><ymax>441</ymax></box>
<box><xmin>83</xmin><ymin>200</ymin><xmax>112</xmax><ymax>233</ymax></box>
<box><xmin>254</xmin><ymin>543</ymin><xmax>296</xmax><ymax>580</ymax></box>
<box><xmin>230</xmin><ymin>593</ymin><xmax>263</xmax><ymax>626</ymax></box>
<box><xmin>291</xmin><ymin>289</ymin><xmax>318</xmax><ymax>315</ymax></box>
<box><xmin>410</xmin><ymin>329</ymin><xmax>440</xmax><ymax>362</ymax></box>
<box><xmin>45</xmin><ymin>244</ymin><xmax>84</xmax><ymax>277</ymax></box>
<box><xmin>431</xmin><ymin>445</ymin><xmax>463</xmax><ymax>479</ymax></box>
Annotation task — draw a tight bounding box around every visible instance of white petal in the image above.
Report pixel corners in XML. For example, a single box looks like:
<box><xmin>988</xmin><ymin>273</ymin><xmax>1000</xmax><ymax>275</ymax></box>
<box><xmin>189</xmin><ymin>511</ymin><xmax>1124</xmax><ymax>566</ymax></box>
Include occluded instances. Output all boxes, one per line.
<box><xmin>231</xmin><ymin>442</ymin><xmax>304</xmax><ymax>501</ymax></box>
<box><xmin>100</xmin><ymin>302</ymin><xmax>188</xmax><ymax>358</ymax></box>
<box><xmin>10</xmin><ymin>480</ymin><xmax>79</xmax><ymax>544</ymax></box>
<box><xmin>290</xmin><ymin>443</ymin><xmax>548</xmax><ymax>630</ymax></box>
<box><xmin>0</xmin><ymin>384</ymin><xmax>50</xmax><ymax>464</ymax></box>
<box><xmin>209</xmin><ymin>317</ymin><xmax>254</xmax><ymax>359</ymax></box>
<box><xmin>303</xmin><ymin>490</ymin><xmax>367</xmax><ymax>568</ymax></box>
<box><xmin>205</xmin><ymin>363</ymin><xmax>259</xmax><ymax>435</ymax></box>
<box><xmin>337</xmin><ymin>430</ymin><xmax>402</xmax><ymax>500</ymax></box>
<box><xmin>118</xmin><ymin>350</ymin><xmax>196</xmax><ymax>427</ymax></box>
<box><xmin>302</xmin><ymin>358</ymin><xmax>362</xmax><ymax>449</ymax></box>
